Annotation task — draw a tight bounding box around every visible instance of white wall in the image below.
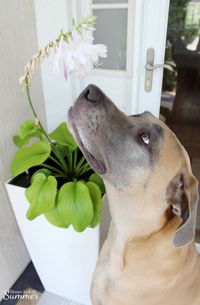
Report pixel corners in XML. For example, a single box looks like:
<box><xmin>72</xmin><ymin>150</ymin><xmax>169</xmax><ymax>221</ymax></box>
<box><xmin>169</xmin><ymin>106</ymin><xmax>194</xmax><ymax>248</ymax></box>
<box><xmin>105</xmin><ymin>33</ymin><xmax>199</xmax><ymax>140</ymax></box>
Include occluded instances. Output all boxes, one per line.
<box><xmin>0</xmin><ymin>0</ymin><xmax>47</xmax><ymax>298</ymax></box>
<box><xmin>34</xmin><ymin>0</ymin><xmax>76</xmax><ymax>132</ymax></box>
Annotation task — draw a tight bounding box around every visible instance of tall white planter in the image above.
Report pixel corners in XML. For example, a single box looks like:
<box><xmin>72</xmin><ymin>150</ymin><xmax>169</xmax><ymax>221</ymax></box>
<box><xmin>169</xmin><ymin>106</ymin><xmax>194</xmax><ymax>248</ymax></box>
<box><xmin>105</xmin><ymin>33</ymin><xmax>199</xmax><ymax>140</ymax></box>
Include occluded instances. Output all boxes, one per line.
<box><xmin>5</xmin><ymin>181</ymin><xmax>107</xmax><ymax>305</ymax></box>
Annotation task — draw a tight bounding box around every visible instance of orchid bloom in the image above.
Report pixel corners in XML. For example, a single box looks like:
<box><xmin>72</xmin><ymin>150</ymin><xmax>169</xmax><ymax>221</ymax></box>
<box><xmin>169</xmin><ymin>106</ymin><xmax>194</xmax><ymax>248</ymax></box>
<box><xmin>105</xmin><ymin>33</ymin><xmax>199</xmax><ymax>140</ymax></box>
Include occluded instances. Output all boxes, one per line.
<box><xmin>19</xmin><ymin>16</ymin><xmax>107</xmax><ymax>90</ymax></box>
<box><xmin>53</xmin><ymin>28</ymin><xmax>107</xmax><ymax>79</ymax></box>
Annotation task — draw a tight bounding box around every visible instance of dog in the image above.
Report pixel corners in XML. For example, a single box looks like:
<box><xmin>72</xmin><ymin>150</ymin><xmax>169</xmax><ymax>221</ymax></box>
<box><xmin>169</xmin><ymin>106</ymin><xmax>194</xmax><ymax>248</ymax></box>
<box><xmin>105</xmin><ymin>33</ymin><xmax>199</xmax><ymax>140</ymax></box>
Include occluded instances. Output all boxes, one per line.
<box><xmin>68</xmin><ymin>84</ymin><xmax>200</xmax><ymax>305</ymax></box>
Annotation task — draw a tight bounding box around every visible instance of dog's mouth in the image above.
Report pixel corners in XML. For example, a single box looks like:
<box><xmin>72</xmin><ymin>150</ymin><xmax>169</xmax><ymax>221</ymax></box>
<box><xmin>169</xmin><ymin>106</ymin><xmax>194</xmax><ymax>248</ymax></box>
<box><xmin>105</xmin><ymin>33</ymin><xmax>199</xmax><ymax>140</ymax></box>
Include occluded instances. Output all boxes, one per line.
<box><xmin>68</xmin><ymin>107</ymin><xmax>106</xmax><ymax>175</ymax></box>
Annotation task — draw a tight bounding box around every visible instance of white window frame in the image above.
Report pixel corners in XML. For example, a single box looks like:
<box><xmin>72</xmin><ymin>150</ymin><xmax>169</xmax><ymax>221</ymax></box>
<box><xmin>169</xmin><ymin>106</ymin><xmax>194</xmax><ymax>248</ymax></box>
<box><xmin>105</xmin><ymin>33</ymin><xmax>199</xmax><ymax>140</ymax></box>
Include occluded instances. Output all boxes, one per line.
<box><xmin>88</xmin><ymin>0</ymin><xmax>134</xmax><ymax>78</ymax></box>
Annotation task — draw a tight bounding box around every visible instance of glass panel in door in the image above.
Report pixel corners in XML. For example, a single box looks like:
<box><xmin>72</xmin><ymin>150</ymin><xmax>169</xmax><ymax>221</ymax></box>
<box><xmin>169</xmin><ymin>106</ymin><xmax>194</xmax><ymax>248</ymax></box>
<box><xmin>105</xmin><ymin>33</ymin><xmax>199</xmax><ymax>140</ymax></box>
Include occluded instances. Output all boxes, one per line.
<box><xmin>93</xmin><ymin>8</ymin><xmax>128</xmax><ymax>70</ymax></box>
<box><xmin>160</xmin><ymin>0</ymin><xmax>200</xmax><ymax>239</ymax></box>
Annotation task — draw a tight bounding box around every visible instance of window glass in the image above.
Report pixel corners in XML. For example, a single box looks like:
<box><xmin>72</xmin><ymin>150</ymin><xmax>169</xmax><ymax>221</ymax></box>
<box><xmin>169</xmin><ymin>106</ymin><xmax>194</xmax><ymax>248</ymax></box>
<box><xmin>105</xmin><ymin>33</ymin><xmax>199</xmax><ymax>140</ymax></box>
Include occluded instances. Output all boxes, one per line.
<box><xmin>93</xmin><ymin>9</ymin><xmax>128</xmax><ymax>70</ymax></box>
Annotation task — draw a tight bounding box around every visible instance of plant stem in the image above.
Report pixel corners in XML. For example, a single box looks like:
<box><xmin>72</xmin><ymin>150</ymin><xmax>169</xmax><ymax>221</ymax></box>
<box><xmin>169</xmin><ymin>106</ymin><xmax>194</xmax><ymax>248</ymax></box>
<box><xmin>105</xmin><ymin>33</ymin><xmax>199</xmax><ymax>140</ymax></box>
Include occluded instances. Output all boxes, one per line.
<box><xmin>51</xmin><ymin>147</ymin><xmax>68</xmax><ymax>172</ymax></box>
<box><xmin>49</xmin><ymin>155</ymin><xmax>65</xmax><ymax>170</ymax></box>
<box><xmin>25</xmin><ymin>84</ymin><xmax>69</xmax><ymax>173</ymax></box>
<box><xmin>53</xmin><ymin>174</ymin><xmax>68</xmax><ymax>179</ymax></box>
<box><xmin>77</xmin><ymin>164</ymin><xmax>91</xmax><ymax>176</ymax></box>
<box><xmin>75</xmin><ymin>155</ymin><xmax>86</xmax><ymax>173</ymax></box>
<box><xmin>69</xmin><ymin>150</ymin><xmax>72</xmax><ymax>172</ymax></box>
<box><xmin>73</xmin><ymin>149</ymin><xmax>78</xmax><ymax>169</ymax></box>
<box><xmin>25</xmin><ymin>84</ymin><xmax>52</xmax><ymax>144</ymax></box>
<box><xmin>42</xmin><ymin>163</ymin><xmax>67</xmax><ymax>176</ymax></box>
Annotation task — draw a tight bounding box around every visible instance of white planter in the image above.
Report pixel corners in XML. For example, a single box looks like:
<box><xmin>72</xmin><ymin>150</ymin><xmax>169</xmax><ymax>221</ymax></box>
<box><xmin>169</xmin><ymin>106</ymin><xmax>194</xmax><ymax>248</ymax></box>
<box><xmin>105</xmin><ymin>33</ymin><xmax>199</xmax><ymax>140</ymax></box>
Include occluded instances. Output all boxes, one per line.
<box><xmin>5</xmin><ymin>180</ymin><xmax>109</xmax><ymax>305</ymax></box>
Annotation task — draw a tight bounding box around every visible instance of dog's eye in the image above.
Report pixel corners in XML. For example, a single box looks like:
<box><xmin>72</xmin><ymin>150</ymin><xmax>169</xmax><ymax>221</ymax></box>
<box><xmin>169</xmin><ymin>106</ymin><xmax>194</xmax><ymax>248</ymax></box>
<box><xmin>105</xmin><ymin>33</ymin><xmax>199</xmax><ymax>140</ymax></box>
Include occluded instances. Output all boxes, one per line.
<box><xmin>140</xmin><ymin>133</ymin><xmax>150</xmax><ymax>145</ymax></box>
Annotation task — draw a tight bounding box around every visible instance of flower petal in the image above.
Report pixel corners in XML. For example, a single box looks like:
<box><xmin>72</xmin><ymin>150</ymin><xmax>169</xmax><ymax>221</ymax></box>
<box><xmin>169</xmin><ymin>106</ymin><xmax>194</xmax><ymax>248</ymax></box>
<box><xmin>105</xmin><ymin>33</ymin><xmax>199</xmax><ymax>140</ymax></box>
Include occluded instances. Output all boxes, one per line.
<box><xmin>73</xmin><ymin>49</ymin><xmax>88</xmax><ymax>65</ymax></box>
<box><xmin>93</xmin><ymin>44</ymin><xmax>108</xmax><ymax>58</ymax></box>
<box><xmin>53</xmin><ymin>29</ymin><xmax>107</xmax><ymax>78</ymax></box>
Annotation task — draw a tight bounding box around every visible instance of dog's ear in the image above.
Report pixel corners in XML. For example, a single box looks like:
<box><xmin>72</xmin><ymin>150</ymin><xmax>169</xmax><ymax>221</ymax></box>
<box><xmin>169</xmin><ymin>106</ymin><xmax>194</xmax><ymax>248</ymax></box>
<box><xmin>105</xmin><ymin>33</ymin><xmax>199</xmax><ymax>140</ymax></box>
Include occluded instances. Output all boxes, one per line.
<box><xmin>166</xmin><ymin>173</ymin><xmax>199</xmax><ymax>247</ymax></box>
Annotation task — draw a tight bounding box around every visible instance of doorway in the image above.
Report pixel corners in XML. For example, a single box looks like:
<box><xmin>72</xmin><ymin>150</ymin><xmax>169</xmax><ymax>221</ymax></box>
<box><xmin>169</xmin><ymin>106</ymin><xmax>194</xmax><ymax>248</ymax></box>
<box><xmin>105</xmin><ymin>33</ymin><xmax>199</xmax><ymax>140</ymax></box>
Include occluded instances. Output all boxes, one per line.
<box><xmin>159</xmin><ymin>0</ymin><xmax>200</xmax><ymax>239</ymax></box>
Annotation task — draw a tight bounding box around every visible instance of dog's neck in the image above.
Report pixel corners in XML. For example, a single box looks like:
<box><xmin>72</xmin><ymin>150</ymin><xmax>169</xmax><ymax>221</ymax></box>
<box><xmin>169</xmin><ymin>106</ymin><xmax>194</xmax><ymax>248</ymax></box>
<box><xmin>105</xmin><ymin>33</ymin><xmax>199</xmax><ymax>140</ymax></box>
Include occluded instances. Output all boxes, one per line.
<box><xmin>105</xmin><ymin>182</ymin><xmax>169</xmax><ymax>241</ymax></box>
<box><xmin>104</xmin><ymin>183</ymin><xmax>198</xmax><ymax>280</ymax></box>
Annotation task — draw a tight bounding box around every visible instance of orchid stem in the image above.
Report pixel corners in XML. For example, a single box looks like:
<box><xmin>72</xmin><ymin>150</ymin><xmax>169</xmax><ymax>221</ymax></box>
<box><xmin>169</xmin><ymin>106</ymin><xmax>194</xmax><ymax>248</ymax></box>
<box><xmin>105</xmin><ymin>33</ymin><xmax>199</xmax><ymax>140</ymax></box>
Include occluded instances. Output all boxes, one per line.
<box><xmin>25</xmin><ymin>81</ymin><xmax>69</xmax><ymax>173</ymax></box>
<box><xmin>25</xmin><ymin>83</ymin><xmax>52</xmax><ymax>145</ymax></box>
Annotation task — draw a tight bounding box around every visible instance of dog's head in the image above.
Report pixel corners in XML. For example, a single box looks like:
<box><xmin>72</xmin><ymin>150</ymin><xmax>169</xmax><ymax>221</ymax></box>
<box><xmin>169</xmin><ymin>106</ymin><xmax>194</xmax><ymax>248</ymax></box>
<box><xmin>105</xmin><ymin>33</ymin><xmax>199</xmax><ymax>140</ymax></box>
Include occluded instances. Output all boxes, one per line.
<box><xmin>68</xmin><ymin>84</ymin><xmax>199</xmax><ymax>247</ymax></box>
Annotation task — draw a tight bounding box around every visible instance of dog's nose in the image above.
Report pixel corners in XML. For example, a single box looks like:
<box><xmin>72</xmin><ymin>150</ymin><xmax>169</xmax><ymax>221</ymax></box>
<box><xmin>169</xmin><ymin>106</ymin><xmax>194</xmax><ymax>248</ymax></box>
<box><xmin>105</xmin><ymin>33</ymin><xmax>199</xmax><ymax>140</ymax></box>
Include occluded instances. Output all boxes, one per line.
<box><xmin>82</xmin><ymin>84</ymin><xmax>100</xmax><ymax>103</ymax></box>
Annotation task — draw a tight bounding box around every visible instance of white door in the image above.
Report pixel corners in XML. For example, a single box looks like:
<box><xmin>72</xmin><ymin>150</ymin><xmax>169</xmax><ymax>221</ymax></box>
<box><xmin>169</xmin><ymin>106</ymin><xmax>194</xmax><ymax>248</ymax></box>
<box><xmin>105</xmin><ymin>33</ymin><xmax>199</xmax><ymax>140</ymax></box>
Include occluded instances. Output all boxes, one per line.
<box><xmin>69</xmin><ymin>0</ymin><xmax>170</xmax><ymax>116</ymax></box>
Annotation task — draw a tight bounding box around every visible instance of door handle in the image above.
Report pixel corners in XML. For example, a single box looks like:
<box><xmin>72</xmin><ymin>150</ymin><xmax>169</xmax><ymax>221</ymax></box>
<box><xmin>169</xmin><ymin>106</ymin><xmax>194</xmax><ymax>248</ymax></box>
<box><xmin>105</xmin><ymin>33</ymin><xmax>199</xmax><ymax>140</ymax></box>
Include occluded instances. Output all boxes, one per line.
<box><xmin>145</xmin><ymin>63</ymin><xmax>174</xmax><ymax>71</ymax></box>
<box><xmin>144</xmin><ymin>48</ymin><xmax>176</xmax><ymax>92</ymax></box>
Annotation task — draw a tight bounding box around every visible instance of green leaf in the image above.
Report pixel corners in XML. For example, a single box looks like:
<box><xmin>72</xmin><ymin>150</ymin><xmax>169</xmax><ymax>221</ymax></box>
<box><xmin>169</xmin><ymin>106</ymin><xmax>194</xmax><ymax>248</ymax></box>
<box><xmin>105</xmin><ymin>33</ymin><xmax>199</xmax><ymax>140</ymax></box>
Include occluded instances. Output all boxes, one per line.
<box><xmin>10</xmin><ymin>140</ymin><xmax>51</xmax><ymax>176</ymax></box>
<box><xmin>13</xmin><ymin>135</ymin><xmax>30</xmax><ymax>148</ymax></box>
<box><xmin>45</xmin><ymin>181</ymin><xmax>94</xmax><ymax>232</ymax></box>
<box><xmin>25</xmin><ymin>173</ymin><xmax>57</xmax><ymax>220</ymax></box>
<box><xmin>87</xmin><ymin>182</ymin><xmax>102</xmax><ymax>228</ymax></box>
<box><xmin>89</xmin><ymin>173</ymin><xmax>105</xmax><ymax>194</ymax></box>
<box><xmin>49</xmin><ymin>123</ymin><xmax>77</xmax><ymax>150</ymax></box>
<box><xmin>13</xmin><ymin>131</ymin><xmax>42</xmax><ymax>148</ymax></box>
<box><xmin>31</xmin><ymin>168</ymin><xmax>52</xmax><ymax>184</ymax></box>
<box><xmin>18</xmin><ymin>120</ymin><xmax>41</xmax><ymax>139</ymax></box>
<box><xmin>45</xmin><ymin>197</ymin><xmax>70</xmax><ymax>228</ymax></box>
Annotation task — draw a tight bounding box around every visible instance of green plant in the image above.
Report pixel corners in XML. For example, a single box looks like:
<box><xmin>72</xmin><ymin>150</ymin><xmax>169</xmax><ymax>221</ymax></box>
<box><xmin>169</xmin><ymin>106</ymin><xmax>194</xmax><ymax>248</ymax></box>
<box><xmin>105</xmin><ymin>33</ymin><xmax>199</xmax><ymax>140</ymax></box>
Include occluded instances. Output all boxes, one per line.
<box><xmin>167</xmin><ymin>0</ymin><xmax>199</xmax><ymax>45</ymax></box>
<box><xmin>162</xmin><ymin>0</ymin><xmax>200</xmax><ymax>92</ymax></box>
<box><xmin>10</xmin><ymin>16</ymin><xmax>107</xmax><ymax>232</ymax></box>
<box><xmin>11</xmin><ymin>119</ymin><xmax>105</xmax><ymax>232</ymax></box>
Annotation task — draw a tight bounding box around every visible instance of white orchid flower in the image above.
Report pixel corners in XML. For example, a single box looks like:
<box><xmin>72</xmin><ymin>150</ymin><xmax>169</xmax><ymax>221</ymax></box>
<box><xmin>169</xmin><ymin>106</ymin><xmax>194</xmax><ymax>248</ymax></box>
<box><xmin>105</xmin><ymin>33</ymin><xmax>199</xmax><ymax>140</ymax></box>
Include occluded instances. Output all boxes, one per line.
<box><xmin>53</xmin><ymin>28</ymin><xmax>107</xmax><ymax>79</ymax></box>
<box><xmin>18</xmin><ymin>16</ymin><xmax>106</xmax><ymax>90</ymax></box>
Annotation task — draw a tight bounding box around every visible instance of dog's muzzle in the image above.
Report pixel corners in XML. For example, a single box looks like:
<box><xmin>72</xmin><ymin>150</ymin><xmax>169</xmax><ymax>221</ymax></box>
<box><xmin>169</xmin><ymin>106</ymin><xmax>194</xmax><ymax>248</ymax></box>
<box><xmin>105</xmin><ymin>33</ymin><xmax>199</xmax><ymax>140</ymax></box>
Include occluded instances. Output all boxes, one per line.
<box><xmin>67</xmin><ymin>85</ymin><xmax>107</xmax><ymax>175</ymax></box>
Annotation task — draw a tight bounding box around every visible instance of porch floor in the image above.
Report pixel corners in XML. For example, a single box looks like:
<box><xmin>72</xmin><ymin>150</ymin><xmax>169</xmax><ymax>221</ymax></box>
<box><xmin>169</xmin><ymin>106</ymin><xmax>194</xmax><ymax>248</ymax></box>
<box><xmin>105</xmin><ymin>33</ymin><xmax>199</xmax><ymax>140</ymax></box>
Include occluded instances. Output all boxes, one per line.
<box><xmin>37</xmin><ymin>292</ymin><xmax>84</xmax><ymax>305</ymax></box>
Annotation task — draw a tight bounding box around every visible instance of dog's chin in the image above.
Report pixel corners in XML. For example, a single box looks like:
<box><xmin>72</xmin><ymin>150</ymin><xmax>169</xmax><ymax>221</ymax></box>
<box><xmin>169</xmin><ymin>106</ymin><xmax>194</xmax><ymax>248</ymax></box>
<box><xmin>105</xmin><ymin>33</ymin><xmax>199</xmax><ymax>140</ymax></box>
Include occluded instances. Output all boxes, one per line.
<box><xmin>68</xmin><ymin>106</ymin><xmax>106</xmax><ymax>175</ymax></box>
